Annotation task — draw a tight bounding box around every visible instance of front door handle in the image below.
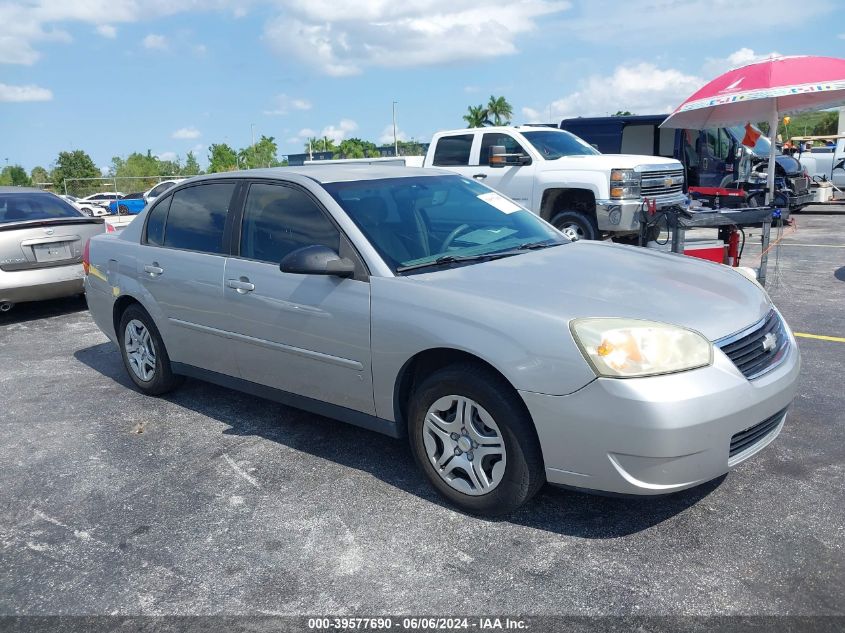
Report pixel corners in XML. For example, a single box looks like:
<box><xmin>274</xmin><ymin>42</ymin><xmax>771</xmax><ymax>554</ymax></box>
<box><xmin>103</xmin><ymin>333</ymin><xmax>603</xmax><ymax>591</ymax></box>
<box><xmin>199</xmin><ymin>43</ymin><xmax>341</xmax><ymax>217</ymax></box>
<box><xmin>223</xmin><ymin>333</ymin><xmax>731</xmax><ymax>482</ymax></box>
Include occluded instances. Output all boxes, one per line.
<box><xmin>143</xmin><ymin>264</ymin><xmax>163</xmax><ymax>276</ymax></box>
<box><xmin>473</xmin><ymin>173</ymin><xmax>487</xmax><ymax>179</ymax></box>
<box><xmin>226</xmin><ymin>278</ymin><xmax>255</xmax><ymax>293</ymax></box>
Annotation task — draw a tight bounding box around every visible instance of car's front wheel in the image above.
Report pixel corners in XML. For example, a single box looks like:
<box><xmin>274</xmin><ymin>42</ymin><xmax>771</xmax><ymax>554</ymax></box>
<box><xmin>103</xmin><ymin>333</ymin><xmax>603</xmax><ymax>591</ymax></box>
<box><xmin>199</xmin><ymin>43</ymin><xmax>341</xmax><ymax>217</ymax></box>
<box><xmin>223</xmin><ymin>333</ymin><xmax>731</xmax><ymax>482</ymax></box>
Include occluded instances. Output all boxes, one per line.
<box><xmin>118</xmin><ymin>304</ymin><xmax>183</xmax><ymax>395</ymax></box>
<box><xmin>408</xmin><ymin>363</ymin><xmax>545</xmax><ymax>516</ymax></box>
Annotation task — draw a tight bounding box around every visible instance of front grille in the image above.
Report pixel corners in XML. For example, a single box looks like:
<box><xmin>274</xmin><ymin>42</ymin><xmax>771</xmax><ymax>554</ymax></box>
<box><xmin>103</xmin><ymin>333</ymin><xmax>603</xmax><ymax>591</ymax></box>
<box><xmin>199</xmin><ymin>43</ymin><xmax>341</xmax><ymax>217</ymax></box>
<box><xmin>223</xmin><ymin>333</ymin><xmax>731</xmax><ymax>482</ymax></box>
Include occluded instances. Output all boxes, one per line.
<box><xmin>717</xmin><ymin>310</ymin><xmax>789</xmax><ymax>380</ymax></box>
<box><xmin>730</xmin><ymin>407</ymin><xmax>788</xmax><ymax>458</ymax></box>
<box><xmin>641</xmin><ymin>169</ymin><xmax>685</xmax><ymax>197</ymax></box>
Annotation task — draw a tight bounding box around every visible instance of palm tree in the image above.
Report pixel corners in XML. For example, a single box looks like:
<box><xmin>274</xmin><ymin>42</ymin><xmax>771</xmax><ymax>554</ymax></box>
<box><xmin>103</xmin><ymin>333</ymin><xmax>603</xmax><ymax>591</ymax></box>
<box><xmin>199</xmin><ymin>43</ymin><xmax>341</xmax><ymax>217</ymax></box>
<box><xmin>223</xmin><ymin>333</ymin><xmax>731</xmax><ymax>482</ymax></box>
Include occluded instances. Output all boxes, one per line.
<box><xmin>486</xmin><ymin>95</ymin><xmax>513</xmax><ymax>126</ymax></box>
<box><xmin>463</xmin><ymin>104</ymin><xmax>489</xmax><ymax>128</ymax></box>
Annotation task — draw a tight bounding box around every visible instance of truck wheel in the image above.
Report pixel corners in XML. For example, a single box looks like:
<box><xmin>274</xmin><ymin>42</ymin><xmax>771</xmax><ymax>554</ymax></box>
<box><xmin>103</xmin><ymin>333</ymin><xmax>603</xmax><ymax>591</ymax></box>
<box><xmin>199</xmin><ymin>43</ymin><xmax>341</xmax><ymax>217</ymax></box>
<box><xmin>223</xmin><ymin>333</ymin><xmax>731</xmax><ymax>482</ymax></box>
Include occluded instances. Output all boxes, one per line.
<box><xmin>551</xmin><ymin>210</ymin><xmax>599</xmax><ymax>241</ymax></box>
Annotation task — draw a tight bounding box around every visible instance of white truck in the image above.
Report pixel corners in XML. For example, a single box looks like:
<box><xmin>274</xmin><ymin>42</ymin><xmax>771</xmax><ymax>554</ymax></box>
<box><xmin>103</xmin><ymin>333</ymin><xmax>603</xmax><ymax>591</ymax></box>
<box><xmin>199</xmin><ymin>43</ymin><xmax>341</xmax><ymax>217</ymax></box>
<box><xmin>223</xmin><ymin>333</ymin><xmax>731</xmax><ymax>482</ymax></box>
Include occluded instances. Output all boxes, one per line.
<box><xmin>422</xmin><ymin>126</ymin><xmax>686</xmax><ymax>240</ymax></box>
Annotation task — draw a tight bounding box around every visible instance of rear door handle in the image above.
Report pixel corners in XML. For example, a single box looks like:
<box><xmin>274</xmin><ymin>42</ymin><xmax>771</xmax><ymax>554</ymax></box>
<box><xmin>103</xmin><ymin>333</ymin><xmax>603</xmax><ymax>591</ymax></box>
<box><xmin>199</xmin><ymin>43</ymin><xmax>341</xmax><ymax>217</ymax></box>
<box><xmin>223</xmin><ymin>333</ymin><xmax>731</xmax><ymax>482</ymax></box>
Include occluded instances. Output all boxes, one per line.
<box><xmin>473</xmin><ymin>173</ymin><xmax>487</xmax><ymax>179</ymax></box>
<box><xmin>143</xmin><ymin>264</ymin><xmax>163</xmax><ymax>276</ymax></box>
<box><xmin>226</xmin><ymin>278</ymin><xmax>255</xmax><ymax>293</ymax></box>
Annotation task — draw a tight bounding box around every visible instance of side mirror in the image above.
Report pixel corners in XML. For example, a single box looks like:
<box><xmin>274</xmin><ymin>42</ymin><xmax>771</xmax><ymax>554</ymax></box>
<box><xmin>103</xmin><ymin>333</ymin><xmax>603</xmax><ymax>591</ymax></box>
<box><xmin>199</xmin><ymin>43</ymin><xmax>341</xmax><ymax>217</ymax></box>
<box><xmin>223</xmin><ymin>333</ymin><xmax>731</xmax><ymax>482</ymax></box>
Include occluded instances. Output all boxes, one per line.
<box><xmin>489</xmin><ymin>145</ymin><xmax>530</xmax><ymax>167</ymax></box>
<box><xmin>279</xmin><ymin>245</ymin><xmax>355</xmax><ymax>278</ymax></box>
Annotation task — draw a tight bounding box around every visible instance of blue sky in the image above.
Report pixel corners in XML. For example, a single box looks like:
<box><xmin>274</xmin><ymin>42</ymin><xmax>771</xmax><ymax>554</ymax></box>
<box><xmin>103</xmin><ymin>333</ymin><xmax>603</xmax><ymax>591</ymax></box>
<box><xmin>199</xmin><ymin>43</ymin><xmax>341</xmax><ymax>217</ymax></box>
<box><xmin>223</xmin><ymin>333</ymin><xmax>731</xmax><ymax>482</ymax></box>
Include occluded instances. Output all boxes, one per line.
<box><xmin>2</xmin><ymin>0</ymin><xmax>844</xmax><ymax>172</ymax></box>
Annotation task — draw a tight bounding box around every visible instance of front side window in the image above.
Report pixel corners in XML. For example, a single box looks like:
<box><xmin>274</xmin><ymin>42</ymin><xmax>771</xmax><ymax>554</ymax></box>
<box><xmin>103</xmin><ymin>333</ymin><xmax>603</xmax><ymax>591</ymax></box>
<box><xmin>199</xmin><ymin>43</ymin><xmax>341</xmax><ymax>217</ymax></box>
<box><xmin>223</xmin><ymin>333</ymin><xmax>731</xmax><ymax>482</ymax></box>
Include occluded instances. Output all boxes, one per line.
<box><xmin>479</xmin><ymin>133</ymin><xmax>529</xmax><ymax>166</ymax></box>
<box><xmin>239</xmin><ymin>183</ymin><xmax>339</xmax><ymax>264</ymax></box>
<box><xmin>325</xmin><ymin>175</ymin><xmax>565</xmax><ymax>272</ymax></box>
<box><xmin>0</xmin><ymin>193</ymin><xmax>82</xmax><ymax>224</ymax></box>
<box><xmin>432</xmin><ymin>134</ymin><xmax>473</xmax><ymax>166</ymax></box>
<box><xmin>162</xmin><ymin>183</ymin><xmax>235</xmax><ymax>254</ymax></box>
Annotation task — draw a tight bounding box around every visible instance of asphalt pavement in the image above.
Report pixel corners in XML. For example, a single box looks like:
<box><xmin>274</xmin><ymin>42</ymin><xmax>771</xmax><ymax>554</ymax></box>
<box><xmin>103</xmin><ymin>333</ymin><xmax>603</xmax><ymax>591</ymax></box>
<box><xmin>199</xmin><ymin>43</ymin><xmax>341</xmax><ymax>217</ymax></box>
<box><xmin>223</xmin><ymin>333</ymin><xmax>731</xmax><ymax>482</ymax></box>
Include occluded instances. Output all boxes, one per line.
<box><xmin>1</xmin><ymin>207</ymin><xmax>843</xmax><ymax>618</ymax></box>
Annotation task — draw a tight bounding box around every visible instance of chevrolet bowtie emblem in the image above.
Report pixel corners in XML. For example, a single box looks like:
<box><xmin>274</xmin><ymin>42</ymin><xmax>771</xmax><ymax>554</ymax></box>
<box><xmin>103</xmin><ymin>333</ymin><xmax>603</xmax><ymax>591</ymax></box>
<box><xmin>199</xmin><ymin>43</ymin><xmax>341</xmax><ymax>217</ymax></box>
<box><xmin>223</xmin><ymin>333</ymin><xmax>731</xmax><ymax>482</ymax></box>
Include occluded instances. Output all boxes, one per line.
<box><xmin>762</xmin><ymin>332</ymin><xmax>777</xmax><ymax>353</ymax></box>
<box><xmin>664</xmin><ymin>177</ymin><xmax>674</xmax><ymax>187</ymax></box>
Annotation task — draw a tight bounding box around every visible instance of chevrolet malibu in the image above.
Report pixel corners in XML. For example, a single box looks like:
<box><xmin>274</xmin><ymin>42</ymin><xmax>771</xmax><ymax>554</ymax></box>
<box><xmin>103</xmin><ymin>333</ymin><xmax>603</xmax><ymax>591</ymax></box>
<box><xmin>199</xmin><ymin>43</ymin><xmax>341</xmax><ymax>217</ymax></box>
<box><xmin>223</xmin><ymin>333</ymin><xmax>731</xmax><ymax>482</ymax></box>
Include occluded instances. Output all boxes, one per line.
<box><xmin>83</xmin><ymin>167</ymin><xmax>800</xmax><ymax>515</ymax></box>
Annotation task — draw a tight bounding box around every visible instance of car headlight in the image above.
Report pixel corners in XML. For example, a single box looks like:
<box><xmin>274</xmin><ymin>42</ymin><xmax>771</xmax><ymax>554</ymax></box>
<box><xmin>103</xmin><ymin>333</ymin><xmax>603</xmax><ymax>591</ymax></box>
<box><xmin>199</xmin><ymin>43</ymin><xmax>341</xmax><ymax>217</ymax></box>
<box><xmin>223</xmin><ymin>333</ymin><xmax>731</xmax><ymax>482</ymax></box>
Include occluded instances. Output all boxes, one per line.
<box><xmin>570</xmin><ymin>318</ymin><xmax>713</xmax><ymax>378</ymax></box>
<box><xmin>610</xmin><ymin>169</ymin><xmax>641</xmax><ymax>199</ymax></box>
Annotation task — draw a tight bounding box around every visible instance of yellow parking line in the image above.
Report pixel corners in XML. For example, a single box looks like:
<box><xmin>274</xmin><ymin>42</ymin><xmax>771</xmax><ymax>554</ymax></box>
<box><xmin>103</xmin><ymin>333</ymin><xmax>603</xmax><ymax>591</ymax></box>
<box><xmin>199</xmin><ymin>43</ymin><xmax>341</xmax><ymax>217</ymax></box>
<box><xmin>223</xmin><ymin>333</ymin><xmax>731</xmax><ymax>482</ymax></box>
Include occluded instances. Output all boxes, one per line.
<box><xmin>794</xmin><ymin>332</ymin><xmax>845</xmax><ymax>343</ymax></box>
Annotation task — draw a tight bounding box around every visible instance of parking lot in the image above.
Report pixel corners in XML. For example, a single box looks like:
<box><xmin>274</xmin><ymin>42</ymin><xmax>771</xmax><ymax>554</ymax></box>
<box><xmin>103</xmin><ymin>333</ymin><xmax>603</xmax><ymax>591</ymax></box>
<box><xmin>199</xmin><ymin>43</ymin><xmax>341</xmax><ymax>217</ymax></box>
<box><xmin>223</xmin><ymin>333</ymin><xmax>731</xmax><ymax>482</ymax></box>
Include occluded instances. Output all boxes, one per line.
<box><xmin>1</xmin><ymin>208</ymin><xmax>843</xmax><ymax>618</ymax></box>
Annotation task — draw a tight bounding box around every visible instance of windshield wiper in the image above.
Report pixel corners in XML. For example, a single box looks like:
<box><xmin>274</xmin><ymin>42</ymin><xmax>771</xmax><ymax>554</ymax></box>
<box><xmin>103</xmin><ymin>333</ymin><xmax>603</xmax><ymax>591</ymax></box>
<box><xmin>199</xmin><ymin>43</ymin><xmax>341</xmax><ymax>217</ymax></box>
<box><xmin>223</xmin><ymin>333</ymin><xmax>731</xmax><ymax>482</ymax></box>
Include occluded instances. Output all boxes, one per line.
<box><xmin>395</xmin><ymin>252</ymin><xmax>517</xmax><ymax>273</ymax></box>
<box><xmin>514</xmin><ymin>240</ymin><xmax>561</xmax><ymax>250</ymax></box>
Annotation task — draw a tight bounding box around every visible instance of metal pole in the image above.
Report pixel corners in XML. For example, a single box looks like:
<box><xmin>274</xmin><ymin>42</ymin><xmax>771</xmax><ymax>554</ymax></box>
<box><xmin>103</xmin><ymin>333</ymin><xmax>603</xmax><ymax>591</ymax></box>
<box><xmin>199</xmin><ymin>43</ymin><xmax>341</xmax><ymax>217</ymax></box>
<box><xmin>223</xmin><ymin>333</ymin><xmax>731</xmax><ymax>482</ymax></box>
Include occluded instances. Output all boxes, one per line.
<box><xmin>392</xmin><ymin>101</ymin><xmax>398</xmax><ymax>156</ymax></box>
<box><xmin>765</xmin><ymin>107</ymin><xmax>779</xmax><ymax>205</ymax></box>
<box><xmin>251</xmin><ymin>124</ymin><xmax>256</xmax><ymax>168</ymax></box>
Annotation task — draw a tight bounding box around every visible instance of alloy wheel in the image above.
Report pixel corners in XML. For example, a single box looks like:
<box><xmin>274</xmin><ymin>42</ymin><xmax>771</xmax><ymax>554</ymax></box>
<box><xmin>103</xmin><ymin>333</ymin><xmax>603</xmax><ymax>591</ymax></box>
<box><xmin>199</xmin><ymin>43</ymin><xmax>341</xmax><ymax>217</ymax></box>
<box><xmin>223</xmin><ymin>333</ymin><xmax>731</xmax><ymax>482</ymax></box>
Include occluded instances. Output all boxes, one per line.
<box><xmin>422</xmin><ymin>395</ymin><xmax>507</xmax><ymax>496</ymax></box>
<box><xmin>124</xmin><ymin>319</ymin><xmax>157</xmax><ymax>382</ymax></box>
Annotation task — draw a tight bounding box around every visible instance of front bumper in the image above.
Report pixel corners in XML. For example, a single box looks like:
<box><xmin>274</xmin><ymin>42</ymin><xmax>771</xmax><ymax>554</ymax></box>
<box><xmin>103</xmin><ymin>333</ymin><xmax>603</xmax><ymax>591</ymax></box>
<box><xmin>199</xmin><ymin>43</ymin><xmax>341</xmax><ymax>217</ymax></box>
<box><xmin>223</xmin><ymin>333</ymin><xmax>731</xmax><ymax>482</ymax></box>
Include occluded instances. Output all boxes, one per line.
<box><xmin>520</xmin><ymin>333</ymin><xmax>800</xmax><ymax>495</ymax></box>
<box><xmin>596</xmin><ymin>192</ymin><xmax>687</xmax><ymax>232</ymax></box>
<box><xmin>788</xmin><ymin>190</ymin><xmax>813</xmax><ymax>209</ymax></box>
<box><xmin>0</xmin><ymin>264</ymin><xmax>85</xmax><ymax>303</ymax></box>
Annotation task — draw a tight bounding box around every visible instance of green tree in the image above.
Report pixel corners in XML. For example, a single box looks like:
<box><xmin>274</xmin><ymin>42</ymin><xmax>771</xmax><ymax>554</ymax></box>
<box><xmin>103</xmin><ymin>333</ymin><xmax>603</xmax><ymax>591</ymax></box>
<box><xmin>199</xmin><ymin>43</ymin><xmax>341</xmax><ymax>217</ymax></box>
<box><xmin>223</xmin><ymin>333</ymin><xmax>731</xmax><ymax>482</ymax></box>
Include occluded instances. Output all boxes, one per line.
<box><xmin>396</xmin><ymin>139</ymin><xmax>424</xmax><ymax>156</ymax></box>
<box><xmin>812</xmin><ymin>111</ymin><xmax>838</xmax><ymax>136</ymax></box>
<box><xmin>0</xmin><ymin>165</ymin><xmax>32</xmax><ymax>186</ymax></box>
<box><xmin>335</xmin><ymin>138</ymin><xmax>380</xmax><ymax>159</ymax></box>
<box><xmin>30</xmin><ymin>166</ymin><xmax>50</xmax><ymax>186</ymax></box>
<box><xmin>207</xmin><ymin>143</ymin><xmax>239</xmax><ymax>172</ymax></box>
<box><xmin>304</xmin><ymin>136</ymin><xmax>338</xmax><ymax>154</ymax></box>
<box><xmin>182</xmin><ymin>151</ymin><xmax>201</xmax><ymax>176</ymax></box>
<box><xmin>463</xmin><ymin>104</ymin><xmax>489</xmax><ymax>128</ymax></box>
<box><xmin>239</xmin><ymin>135</ymin><xmax>280</xmax><ymax>169</ymax></box>
<box><xmin>486</xmin><ymin>95</ymin><xmax>513</xmax><ymax>126</ymax></box>
<box><xmin>613</xmin><ymin>110</ymin><xmax>634</xmax><ymax>116</ymax></box>
<box><xmin>51</xmin><ymin>150</ymin><xmax>101</xmax><ymax>195</ymax></box>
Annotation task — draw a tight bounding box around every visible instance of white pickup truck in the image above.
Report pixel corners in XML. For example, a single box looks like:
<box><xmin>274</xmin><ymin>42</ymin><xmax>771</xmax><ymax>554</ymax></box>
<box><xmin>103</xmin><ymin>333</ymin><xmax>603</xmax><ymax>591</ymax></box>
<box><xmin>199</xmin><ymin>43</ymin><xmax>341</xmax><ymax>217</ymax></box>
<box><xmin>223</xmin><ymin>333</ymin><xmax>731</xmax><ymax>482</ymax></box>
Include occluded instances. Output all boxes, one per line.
<box><xmin>422</xmin><ymin>126</ymin><xmax>686</xmax><ymax>240</ymax></box>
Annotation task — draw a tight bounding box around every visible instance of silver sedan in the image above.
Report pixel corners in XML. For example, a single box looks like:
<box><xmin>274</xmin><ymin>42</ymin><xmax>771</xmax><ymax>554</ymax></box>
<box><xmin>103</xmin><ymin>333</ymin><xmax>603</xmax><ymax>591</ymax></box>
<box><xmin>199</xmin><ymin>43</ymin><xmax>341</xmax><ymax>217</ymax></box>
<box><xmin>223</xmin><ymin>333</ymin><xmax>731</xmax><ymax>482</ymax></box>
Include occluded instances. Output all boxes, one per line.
<box><xmin>83</xmin><ymin>167</ymin><xmax>800</xmax><ymax>515</ymax></box>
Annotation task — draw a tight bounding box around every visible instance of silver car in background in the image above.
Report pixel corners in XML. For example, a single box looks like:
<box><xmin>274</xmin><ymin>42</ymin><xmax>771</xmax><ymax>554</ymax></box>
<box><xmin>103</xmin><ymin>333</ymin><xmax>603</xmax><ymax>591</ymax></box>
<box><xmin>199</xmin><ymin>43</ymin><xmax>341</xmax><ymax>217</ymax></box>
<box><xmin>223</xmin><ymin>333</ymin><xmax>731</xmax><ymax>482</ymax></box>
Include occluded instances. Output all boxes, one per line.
<box><xmin>1</xmin><ymin>187</ymin><xmax>107</xmax><ymax>312</ymax></box>
<box><xmin>83</xmin><ymin>167</ymin><xmax>800</xmax><ymax>515</ymax></box>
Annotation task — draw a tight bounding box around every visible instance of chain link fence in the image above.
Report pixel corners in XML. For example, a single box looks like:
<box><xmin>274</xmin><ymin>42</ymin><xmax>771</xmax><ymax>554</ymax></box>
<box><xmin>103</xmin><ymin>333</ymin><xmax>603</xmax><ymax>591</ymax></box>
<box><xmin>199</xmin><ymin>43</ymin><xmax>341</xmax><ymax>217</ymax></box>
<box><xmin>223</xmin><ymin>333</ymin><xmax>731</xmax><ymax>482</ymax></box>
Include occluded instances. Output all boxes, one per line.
<box><xmin>62</xmin><ymin>175</ymin><xmax>178</xmax><ymax>199</ymax></box>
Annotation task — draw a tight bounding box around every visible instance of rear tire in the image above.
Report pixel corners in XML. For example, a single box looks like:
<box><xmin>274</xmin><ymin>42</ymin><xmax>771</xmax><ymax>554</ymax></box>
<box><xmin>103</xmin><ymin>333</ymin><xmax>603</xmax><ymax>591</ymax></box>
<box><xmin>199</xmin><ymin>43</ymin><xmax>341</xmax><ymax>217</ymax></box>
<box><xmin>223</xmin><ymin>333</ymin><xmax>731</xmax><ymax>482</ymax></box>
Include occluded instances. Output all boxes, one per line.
<box><xmin>118</xmin><ymin>205</ymin><xmax>129</xmax><ymax>215</ymax></box>
<box><xmin>551</xmin><ymin>210</ymin><xmax>599</xmax><ymax>241</ymax></box>
<box><xmin>408</xmin><ymin>363</ymin><xmax>545</xmax><ymax>516</ymax></box>
<box><xmin>118</xmin><ymin>304</ymin><xmax>183</xmax><ymax>396</ymax></box>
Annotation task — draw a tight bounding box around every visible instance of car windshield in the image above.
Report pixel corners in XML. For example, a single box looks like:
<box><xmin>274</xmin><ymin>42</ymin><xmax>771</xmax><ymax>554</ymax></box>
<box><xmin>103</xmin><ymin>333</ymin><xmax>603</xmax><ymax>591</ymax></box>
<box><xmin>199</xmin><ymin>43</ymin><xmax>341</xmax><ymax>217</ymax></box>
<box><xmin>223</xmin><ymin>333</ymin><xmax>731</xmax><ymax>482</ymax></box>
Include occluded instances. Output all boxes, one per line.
<box><xmin>324</xmin><ymin>175</ymin><xmax>566</xmax><ymax>273</ymax></box>
<box><xmin>727</xmin><ymin>125</ymin><xmax>771</xmax><ymax>157</ymax></box>
<box><xmin>0</xmin><ymin>193</ymin><xmax>82</xmax><ymax>224</ymax></box>
<box><xmin>521</xmin><ymin>130</ymin><xmax>600</xmax><ymax>159</ymax></box>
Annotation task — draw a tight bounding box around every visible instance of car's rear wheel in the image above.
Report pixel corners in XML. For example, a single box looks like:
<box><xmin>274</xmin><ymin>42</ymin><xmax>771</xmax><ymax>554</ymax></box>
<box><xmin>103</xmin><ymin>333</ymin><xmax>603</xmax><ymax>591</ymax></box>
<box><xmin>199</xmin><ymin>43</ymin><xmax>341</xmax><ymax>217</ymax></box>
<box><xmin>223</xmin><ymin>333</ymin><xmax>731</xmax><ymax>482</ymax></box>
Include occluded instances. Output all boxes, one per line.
<box><xmin>408</xmin><ymin>363</ymin><xmax>545</xmax><ymax>516</ymax></box>
<box><xmin>118</xmin><ymin>205</ymin><xmax>129</xmax><ymax>215</ymax></box>
<box><xmin>118</xmin><ymin>304</ymin><xmax>182</xmax><ymax>395</ymax></box>
<box><xmin>551</xmin><ymin>210</ymin><xmax>599</xmax><ymax>241</ymax></box>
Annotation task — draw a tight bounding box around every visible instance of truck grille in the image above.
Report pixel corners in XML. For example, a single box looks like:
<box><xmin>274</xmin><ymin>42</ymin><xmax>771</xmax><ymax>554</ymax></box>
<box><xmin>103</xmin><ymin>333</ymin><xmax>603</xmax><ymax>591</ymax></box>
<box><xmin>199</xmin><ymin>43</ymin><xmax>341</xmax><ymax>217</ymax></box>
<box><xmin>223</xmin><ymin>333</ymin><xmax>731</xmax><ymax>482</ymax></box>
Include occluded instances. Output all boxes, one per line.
<box><xmin>640</xmin><ymin>169</ymin><xmax>685</xmax><ymax>197</ymax></box>
<box><xmin>730</xmin><ymin>407</ymin><xmax>788</xmax><ymax>458</ymax></box>
<box><xmin>717</xmin><ymin>310</ymin><xmax>789</xmax><ymax>380</ymax></box>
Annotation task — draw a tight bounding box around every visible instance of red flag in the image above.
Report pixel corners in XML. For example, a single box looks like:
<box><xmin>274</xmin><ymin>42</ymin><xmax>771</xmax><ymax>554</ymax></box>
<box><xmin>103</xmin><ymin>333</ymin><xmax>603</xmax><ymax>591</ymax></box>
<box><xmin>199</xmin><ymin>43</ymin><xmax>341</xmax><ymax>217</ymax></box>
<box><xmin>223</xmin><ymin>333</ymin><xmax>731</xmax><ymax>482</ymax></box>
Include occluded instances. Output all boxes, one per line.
<box><xmin>742</xmin><ymin>122</ymin><xmax>762</xmax><ymax>148</ymax></box>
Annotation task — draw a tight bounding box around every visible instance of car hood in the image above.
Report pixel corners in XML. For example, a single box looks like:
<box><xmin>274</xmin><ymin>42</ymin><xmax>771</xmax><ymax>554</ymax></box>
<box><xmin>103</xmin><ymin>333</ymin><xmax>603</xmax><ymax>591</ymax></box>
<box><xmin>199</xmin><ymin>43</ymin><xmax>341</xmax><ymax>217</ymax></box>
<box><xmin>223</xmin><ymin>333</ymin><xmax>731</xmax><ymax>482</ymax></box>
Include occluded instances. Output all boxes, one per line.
<box><xmin>543</xmin><ymin>153</ymin><xmax>682</xmax><ymax>172</ymax></box>
<box><xmin>407</xmin><ymin>241</ymin><xmax>770</xmax><ymax>341</ymax></box>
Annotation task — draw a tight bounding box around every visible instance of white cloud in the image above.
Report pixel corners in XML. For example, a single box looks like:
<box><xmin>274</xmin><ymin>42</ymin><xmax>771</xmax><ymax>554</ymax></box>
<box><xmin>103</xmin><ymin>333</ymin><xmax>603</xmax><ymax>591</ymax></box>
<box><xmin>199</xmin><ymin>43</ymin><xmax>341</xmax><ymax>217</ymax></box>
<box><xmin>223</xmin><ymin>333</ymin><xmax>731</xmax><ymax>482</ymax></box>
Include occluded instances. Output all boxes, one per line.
<box><xmin>263</xmin><ymin>94</ymin><xmax>312</xmax><ymax>116</ymax></box>
<box><xmin>526</xmin><ymin>63</ymin><xmax>704</xmax><ymax>121</ymax></box>
<box><xmin>143</xmin><ymin>33</ymin><xmax>168</xmax><ymax>51</ymax></box>
<box><xmin>703</xmin><ymin>48</ymin><xmax>782</xmax><ymax>76</ymax></box>
<box><xmin>378</xmin><ymin>124</ymin><xmax>408</xmax><ymax>145</ymax></box>
<box><xmin>839</xmin><ymin>33</ymin><xmax>845</xmax><ymax>40</ymax></box>
<box><xmin>96</xmin><ymin>24</ymin><xmax>117</xmax><ymax>38</ymax></box>
<box><xmin>320</xmin><ymin>119</ymin><xmax>358</xmax><ymax>143</ymax></box>
<box><xmin>193</xmin><ymin>43</ymin><xmax>207</xmax><ymax>56</ymax></box>
<box><xmin>172</xmin><ymin>126</ymin><xmax>201</xmax><ymax>139</ymax></box>
<box><xmin>0</xmin><ymin>83</ymin><xmax>53</xmax><ymax>102</ymax></box>
<box><xmin>264</xmin><ymin>0</ymin><xmax>571</xmax><ymax>76</ymax></box>
<box><xmin>157</xmin><ymin>151</ymin><xmax>178</xmax><ymax>162</ymax></box>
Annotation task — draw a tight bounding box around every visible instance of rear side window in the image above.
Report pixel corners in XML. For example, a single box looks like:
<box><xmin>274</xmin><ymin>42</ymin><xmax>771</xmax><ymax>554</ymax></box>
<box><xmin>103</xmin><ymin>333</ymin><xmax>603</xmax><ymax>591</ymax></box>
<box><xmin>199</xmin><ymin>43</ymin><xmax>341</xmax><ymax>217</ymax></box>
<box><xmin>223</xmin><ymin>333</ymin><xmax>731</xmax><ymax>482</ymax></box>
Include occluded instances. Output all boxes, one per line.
<box><xmin>162</xmin><ymin>183</ymin><xmax>235</xmax><ymax>254</ymax></box>
<box><xmin>0</xmin><ymin>193</ymin><xmax>81</xmax><ymax>224</ymax></box>
<box><xmin>150</xmin><ymin>182</ymin><xmax>174</xmax><ymax>197</ymax></box>
<box><xmin>240</xmin><ymin>183</ymin><xmax>339</xmax><ymax>264</ymax></box>
<box><xmin>432</xmin><ymin>135</ymin><xmax>473</xmax><ymax>166</ymax></box>
<box><xmin>145</xmin><ymin>196</ymin><xmax>171</xmax><ymax>246</ymax></box>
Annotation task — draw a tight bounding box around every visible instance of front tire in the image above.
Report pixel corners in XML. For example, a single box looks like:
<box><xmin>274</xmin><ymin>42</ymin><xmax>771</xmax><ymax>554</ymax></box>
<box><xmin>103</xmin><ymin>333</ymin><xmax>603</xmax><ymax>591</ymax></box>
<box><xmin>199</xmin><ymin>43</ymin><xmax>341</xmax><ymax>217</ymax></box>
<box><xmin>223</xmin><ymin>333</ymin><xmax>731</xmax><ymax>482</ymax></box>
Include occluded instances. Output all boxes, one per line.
<box><xmin>408</xmin><ymin>363</ymin><xmax>545</xmax><ymax>516</ymax></box>
<box><xmin>118</xmin><ymin>304</ymin><xmax>183</xmax><ymax>395</ymax></box>
<box><xmin>551</xmin><ymin>210</ymin><xmax>599</xmax><ymax>241</ymax></box>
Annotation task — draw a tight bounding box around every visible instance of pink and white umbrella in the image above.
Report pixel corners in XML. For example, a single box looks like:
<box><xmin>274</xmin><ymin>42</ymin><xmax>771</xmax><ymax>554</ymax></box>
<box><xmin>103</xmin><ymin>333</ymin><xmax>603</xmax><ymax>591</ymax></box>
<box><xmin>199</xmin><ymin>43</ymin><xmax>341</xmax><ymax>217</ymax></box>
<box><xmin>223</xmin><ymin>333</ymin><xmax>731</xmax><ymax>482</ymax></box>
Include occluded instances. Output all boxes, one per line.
<box><xmin>661</xmin><ymin>56</ymin><xmax>845</xmax><ymax>203</ymax></box>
